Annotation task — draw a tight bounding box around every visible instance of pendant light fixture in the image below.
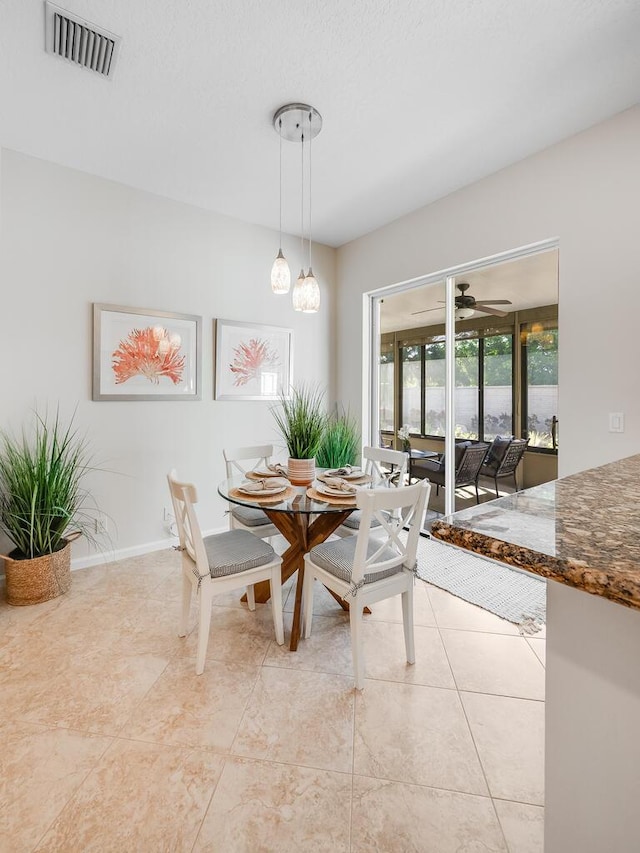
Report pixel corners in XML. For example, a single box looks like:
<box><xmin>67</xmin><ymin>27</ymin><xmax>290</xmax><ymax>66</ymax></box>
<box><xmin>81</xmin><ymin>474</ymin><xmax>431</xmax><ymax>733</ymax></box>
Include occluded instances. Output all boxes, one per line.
<box><xmin>270</xmin><ymin>116</ymin><xmax>291</xmax><ymax>294</ymax></box>
<box><xmin>292</xmin><ymin>123</ymin><xmax>307</xmax><ymax>312</ymax></box>
<box><xmin>271</xmin><ymin>104</ymin><xmax>322</xmax><ymax>312</ymax></box>
<box><xmin>302</xmin><ymin>110</ymin><xmax>320</xmax><ymax>312</ymax></box>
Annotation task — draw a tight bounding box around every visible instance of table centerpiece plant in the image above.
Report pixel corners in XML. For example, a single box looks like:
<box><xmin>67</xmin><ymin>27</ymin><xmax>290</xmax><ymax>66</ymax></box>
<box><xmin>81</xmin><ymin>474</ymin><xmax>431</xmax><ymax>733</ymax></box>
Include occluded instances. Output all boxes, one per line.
<box><xmin>0</xmin><ymin>408</ymin><xmax>102</xmax><ymax>605</ymax></box>
<box><xmin>271</xmin><ymin>384</ymin><xmax>326</xmax><ymax>486</ymax></box>
<box><xmin>316</xmin><ymin>408</ymin><xmax>360</xmax><ymax>470</ymax></box>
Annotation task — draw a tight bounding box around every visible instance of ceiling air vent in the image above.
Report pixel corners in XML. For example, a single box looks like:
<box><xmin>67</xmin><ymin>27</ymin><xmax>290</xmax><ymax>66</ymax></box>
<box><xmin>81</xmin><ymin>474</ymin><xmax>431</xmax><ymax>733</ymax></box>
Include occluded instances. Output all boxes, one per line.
<box><xmin>44</xmin><ymin>2</ymin><xmax>121</xmax><ymax>79</ymax></box>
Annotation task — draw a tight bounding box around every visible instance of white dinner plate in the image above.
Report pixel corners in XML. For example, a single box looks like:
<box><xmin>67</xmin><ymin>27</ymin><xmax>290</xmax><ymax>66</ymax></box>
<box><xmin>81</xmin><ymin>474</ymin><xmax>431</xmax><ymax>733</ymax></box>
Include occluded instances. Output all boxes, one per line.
<box><xmin>237</xmin><ymin>483</ymin><xmax>287</xmax><ymax>496</ymax></box>
<box><xmin>323</xmin><ymin>468</ymin><xmax>363</xmax><ymax>481</ymax></box>
<box><xmin>316</xmin><ymin>482</ymin><xmax>358</xmax><ymax>497</ymax></box>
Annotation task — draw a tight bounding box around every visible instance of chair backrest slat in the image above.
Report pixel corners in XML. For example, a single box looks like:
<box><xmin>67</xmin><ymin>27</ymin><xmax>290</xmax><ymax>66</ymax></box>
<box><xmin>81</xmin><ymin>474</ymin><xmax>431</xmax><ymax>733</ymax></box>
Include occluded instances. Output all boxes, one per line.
<box><xmin>223</xmin><ymin>444</ymin><xmax>274</xmax><ymax>478</ymax></box>
<box><xmin>351</xmin><ymin>480</ymin><xmax>430</xmax><ymax>584</ymax></box>
<box><xmin>167</xmin><ymin>469</ymin><xmax>209</xmax><ymax>578</ymax></box>
<box><xmin>363</xmin><ymin>445</ymin><xmax>408</xmax><ymax>486</ymax></box>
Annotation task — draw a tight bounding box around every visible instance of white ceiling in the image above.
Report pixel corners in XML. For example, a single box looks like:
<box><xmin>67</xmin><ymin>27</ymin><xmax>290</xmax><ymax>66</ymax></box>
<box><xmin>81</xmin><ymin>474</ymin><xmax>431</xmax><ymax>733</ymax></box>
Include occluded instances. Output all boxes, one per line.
<box><xmin>380</xmin><ymin>249</ymin><xmax>558</xmax><ymax>333</ymax></box>
<box><xmin>1</xmin><ymin>1</ymin><xmax>639</xmax><ymax>247</ymax></box>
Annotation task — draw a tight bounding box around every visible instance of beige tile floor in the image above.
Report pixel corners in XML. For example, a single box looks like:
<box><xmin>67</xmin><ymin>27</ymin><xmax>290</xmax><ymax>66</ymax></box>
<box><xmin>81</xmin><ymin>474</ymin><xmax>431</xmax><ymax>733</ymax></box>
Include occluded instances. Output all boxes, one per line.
<box><xmin>0</xmin><ymin>542</ymin><xmax>545</xmax><ymax>852</ymax></box>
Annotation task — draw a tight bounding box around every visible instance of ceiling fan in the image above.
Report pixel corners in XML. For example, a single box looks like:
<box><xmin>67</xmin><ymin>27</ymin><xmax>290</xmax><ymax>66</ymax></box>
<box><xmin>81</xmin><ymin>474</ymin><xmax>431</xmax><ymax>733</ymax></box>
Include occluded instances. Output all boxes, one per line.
<box><xmin>411</xmin><ymin>282</ymin><xmax>512</xmax><ymax>318</ymax></box>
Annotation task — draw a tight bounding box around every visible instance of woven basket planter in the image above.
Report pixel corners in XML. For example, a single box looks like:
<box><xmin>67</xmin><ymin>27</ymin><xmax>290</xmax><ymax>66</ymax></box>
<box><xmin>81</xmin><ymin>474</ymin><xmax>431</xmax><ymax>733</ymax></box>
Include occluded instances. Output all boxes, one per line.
<box><xmin>3</xmin><ymin>539</ymin><xmax>73</xmax><ymax>606</ymax></box>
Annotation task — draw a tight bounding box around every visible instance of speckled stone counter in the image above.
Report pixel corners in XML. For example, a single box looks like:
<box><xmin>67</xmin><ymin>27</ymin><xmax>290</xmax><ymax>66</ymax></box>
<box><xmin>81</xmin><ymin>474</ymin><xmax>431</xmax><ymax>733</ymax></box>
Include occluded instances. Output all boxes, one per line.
<box><xmin>431</xmin><ymin>454</ymin><xmax>640</xmax><ymax>853</ymax></box>
<box><xmin>431</xmin><ymin>453</ymin><xmax>640</xmax><ymax>611</ymax></box>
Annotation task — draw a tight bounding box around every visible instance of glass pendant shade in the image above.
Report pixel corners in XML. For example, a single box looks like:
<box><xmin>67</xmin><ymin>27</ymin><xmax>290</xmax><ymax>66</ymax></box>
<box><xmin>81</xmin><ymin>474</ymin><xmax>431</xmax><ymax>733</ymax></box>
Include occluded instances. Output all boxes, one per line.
<box><xmin>271</xmin><ymin>248</ymin><xmax>291</xmax><ymax>294</ymax></box>
<box><xmin>292</xmin><ymin>269</ymin><xmax>306</xmax><ymax>311</ymax></box>
<box><xmin>301</xmin><ymin>267</ymin><xmax>320</xmax><ymax>313</ymax></box>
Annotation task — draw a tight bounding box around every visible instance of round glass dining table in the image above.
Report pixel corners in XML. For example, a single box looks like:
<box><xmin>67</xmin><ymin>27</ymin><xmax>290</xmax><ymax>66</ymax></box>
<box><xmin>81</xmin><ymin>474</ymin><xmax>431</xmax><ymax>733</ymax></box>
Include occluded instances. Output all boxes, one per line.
<box><xmin>217</xmin><ymin>474</ymin><xmax>359</xmax><ymax>650</ymax></box>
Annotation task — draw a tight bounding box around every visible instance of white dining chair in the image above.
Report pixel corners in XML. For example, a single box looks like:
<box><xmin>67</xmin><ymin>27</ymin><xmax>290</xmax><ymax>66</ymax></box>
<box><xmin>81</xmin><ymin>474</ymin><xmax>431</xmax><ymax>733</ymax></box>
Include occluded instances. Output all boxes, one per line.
<box><xmin>223</xmin><ymin>444</ymin><xmax>280</xmax><ymax>540</ymax></box>
<box><xmin>167</xmin><ymin>470</ymin><xmax>284</xmax><ymax>674</ymax></box>
<box><xmin>335</xmin><ymin>445</ymin><xmax>409</xmax><ymax>537</ymax></box>
<box><xmin>303</xmin><ymin>479</ymin><xmax>430</xmax><ymax>689</ymax></box>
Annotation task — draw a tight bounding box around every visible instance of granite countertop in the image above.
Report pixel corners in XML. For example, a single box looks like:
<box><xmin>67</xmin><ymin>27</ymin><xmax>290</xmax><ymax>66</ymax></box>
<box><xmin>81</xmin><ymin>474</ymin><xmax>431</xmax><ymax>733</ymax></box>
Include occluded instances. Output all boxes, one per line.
<box><xmin>431</xmin><ymin>454</ymin><xmax>640</xmax><ymax>611</ymax></box>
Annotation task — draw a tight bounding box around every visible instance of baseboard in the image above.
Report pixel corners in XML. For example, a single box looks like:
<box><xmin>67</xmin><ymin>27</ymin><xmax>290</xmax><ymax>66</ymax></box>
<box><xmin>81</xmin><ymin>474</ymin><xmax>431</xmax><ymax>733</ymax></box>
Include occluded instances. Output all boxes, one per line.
<box><xmin>69</xmin><ymin>525</ymin><xmax>229</xmax><ymax>572</ymax></box>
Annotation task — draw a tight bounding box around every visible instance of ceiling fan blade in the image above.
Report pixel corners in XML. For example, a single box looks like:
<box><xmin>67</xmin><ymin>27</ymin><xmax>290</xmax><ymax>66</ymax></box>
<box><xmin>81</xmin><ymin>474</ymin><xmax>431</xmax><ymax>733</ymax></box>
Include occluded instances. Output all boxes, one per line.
<box><xmin>410</xmin><ymin>306</ymin><xmax>443</xmax><ymax>315</ymax></box>
<box><xmin>474</xmin><ymin>299</ymin><xmax>512</xmax><ymax>305</ymax></box>
<box><xmin>474</xmin><ymin>304</ymin><xmax>509</xmax><ymax>318</ymax></box>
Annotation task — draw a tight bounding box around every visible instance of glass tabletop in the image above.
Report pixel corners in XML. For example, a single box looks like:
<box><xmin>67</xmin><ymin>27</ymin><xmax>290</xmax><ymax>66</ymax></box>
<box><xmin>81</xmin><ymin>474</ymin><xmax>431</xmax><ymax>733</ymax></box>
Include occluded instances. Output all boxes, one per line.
<box><xmin>218</xmin><ymin>474</ymin><xmax>363</xmax><ymax>515</ymax></box>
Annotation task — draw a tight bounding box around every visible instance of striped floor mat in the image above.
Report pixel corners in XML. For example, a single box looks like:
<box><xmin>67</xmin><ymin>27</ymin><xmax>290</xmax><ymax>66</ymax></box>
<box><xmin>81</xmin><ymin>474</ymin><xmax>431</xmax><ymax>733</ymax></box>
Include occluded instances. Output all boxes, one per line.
<box><xmin>416</xmin><ymin>536</ymin><xmax>546</xmax><ymax>633</ymax></box>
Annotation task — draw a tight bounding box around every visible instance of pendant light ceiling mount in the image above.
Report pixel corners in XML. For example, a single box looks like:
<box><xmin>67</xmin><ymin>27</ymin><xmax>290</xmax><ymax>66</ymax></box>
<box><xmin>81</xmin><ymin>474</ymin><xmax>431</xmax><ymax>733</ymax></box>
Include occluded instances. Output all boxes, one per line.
<box><xmin>273</xmin><ymin>104</ymin><xmax>322</xmax><ymax>142</ymax></box>
<box><xmin>271</xmin><ymin>103</ymin><xmax>322</xmax><ymax>313</ymax></box>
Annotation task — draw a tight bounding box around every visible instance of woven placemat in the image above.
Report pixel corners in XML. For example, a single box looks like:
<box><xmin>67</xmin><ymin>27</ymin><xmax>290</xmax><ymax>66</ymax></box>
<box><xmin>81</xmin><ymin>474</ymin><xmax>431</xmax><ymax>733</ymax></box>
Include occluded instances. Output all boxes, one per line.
<box><xmin>229</xmin><ymin>486</ymin><xmax>296</xmax><ymax>503</ymax></box>
<box><xmin>306</xmin><ymin>487</ymin><xmax>357</xmax><ymax>505</ymax></box>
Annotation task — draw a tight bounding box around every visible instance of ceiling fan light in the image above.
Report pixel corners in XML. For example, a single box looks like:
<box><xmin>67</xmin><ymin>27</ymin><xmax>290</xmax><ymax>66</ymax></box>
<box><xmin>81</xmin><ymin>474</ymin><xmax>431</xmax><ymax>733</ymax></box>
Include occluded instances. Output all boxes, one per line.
<box><xmin>271</xmin><ymin>248</ymin><xmax>291</xmax><ymax>294</ymax></box>
<box><xmin>455</xmin><ymin>307</ymin><xmax>475</xmax><ymax>320</ymax></box>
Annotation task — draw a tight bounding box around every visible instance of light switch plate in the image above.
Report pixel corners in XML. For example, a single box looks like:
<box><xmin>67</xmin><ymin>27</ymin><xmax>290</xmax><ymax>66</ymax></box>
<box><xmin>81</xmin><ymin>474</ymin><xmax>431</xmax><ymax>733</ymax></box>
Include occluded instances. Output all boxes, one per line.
<box><xmin>609</xmin><ymin>412</ymin><xmax>624</xmax><ymax>433</ymax></box>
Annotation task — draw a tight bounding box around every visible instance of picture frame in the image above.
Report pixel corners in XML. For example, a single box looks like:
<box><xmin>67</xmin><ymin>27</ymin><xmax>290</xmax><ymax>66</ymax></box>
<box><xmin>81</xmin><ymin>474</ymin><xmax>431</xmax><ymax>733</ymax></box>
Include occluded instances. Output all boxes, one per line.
<box><xmin>214</xmin><ymin>319</ymin><xmax>293</xmax><ymax>401</ymax></box>
<box><xmin>92</xmin><ymin>303</ymin><xmax>202</xmax><ymax>401</ymax></box>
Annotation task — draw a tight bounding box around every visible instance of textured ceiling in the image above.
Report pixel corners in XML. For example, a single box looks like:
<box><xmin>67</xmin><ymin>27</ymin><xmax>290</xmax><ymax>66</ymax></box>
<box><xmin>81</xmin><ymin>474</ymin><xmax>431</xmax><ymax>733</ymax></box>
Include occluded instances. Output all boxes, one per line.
<box><xmin>1</xmin><ymin>1</ymin><xmax>639</xmax><ymax>247</ymax></box>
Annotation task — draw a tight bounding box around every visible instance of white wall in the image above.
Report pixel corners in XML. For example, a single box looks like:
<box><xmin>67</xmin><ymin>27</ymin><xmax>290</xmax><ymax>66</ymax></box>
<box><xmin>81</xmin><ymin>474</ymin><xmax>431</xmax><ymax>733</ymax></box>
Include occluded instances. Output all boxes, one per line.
<box><xmin>337</xmin><ymin>106</ymin><xmax>640</xmax><ymax>478</ymax></box>
<box><xmin>0</xmin><ymin>150</ymin><xmax>336</xmax><ymax>563</ymax></box>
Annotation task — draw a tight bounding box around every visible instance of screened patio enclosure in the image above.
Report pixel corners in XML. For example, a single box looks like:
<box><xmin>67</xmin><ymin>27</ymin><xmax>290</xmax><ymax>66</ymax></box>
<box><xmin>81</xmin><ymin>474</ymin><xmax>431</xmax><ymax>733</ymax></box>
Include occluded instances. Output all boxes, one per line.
<box><xmin>372</xmin><ymin>246</ymin><xmax>559</xmax><ymax>516</ymax></box>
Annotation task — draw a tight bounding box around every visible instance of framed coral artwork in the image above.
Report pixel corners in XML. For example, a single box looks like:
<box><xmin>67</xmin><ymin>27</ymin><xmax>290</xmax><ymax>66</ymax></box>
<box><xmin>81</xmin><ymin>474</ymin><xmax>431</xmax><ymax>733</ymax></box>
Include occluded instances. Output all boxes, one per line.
<box><xmin>92</xmin><ymin>304</ymin><xmax>202</xmax><ymax>401</ymax></box>
<box><xmin>214</xmin><ymin>319</ymin><xmax>293</xmax><ymax>401</ymax></box>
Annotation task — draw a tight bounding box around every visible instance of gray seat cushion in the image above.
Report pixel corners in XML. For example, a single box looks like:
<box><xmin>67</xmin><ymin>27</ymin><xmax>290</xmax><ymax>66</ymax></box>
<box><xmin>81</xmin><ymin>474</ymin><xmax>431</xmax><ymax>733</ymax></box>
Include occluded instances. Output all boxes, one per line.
<box><xmin>203</xmin><ymin>529</ymin><xmax>276</xmax><ymax>578</ymax></box>
<box><xmin>309</xmin><ymin>536</ymin><xmax>404</xmax><ymax>585</ymax></box>
<box><xmin>231</xmin><ymin>505</ymin><xmax>273</xmax><ymax>528</ymax></box>
<box><xmin>341</xmin><ymin>510</ymin><xmax>382</xmax><ymax>530</ymax></box>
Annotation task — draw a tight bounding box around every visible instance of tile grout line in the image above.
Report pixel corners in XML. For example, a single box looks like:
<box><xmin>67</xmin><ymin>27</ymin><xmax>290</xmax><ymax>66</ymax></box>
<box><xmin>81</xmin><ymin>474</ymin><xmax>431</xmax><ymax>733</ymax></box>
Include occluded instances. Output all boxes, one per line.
<box><xmin>431</xmin><ymin>607</ymin><xmax>499</xmax><ymax>807</ymax></box>
<box><xmin>28</xmin><ymin>731</ymin><xmax>119</xmax><ymax>852</ymax></box>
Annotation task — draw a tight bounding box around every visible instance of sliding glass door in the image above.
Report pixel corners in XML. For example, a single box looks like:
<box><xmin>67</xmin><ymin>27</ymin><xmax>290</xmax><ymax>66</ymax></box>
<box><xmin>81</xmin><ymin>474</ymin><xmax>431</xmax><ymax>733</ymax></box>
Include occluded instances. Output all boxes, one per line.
<box><xmin>369</xmin><ymin>242</ymin><xmax>559</xmax><ymax>519</ymax></box>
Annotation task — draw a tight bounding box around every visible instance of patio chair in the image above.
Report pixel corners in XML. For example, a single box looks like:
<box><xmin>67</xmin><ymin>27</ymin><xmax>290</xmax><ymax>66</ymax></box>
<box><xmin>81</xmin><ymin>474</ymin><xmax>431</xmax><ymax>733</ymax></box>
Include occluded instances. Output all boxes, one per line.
<box><xmin>223</xmin><ymin>444</ymin><xmax>279</xmax><ymax>541</ymax></box>
<box><xmin>167</xmin><ymin>470</ymin><xmax>284</xmax><ymax>674</ymax></box>
<box><xmin>379</xmin><ymin>431</ymin><xmax>393</xmax><ymax>449</ymax></box>
<box><xmin>410</xmin><ymin>440</ymin><xmax>490</xmax><ymax>504</ymax></box>
<box><xmin>479</xmin><ymin>437</ymin><xmax>529</xmax><ymax>497</ymax></box>
<box><xmin>303</xmin><ymin>480</ymin><xmax>431</xmax><ymax>689</ymax></box>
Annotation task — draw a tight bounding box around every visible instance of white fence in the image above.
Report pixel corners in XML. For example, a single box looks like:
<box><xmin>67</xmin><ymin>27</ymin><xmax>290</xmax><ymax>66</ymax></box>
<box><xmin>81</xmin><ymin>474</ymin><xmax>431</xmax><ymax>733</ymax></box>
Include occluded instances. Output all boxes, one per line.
<box><xmin>401</xmin><ymin>385</ymin><xmax>558</xmax><ymax>435</ymax></box>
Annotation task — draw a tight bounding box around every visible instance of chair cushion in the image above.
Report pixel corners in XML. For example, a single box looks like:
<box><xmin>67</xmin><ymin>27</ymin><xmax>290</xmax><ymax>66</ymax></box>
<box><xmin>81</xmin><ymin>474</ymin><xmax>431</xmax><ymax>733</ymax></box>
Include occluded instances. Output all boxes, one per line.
<box><xmin>454</xmin><ymin>440</ymin><xmax>472</xmax><ymax>468</ymax></box>
<box><xmin>483</xmin><ymin>435</ymin><xmax>512</xmax><ymax>473</ymax></box>
<box><xmin>341</xmin><ymin>510</ymin><xmax>382</xmax><ymax>530</ymax></box>
<box><xmin>309</xmin><ymin>536</ymin><xmax>404</xmax><ymax>585</ymax></box>
<box><xmin>203</xmin><ymin>529</ymin><xmax>276</xmax><ymax>578</ymax></box>
<box><xmin>231</xmin><ymin>505</ymin><xmax>272</xmax><ymax>527</ymax></box>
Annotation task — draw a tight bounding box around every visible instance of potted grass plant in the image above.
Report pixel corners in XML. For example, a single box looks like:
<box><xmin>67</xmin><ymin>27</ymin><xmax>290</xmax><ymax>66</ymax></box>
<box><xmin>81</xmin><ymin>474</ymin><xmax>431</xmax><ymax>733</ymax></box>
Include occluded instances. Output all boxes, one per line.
<box><xmin>271</xmin><ymin>385</ymin><xmax>326</xmax><ymax>485</ymax></box>
<box><xmin>316</xmin><ymin>408</ymin><xmax>360</xmax><ymax>470</ymax></box>
<box><xmin>0</xmin><ymin>409</ymin><xmax>100</xmax><ymax>606</ymax></box>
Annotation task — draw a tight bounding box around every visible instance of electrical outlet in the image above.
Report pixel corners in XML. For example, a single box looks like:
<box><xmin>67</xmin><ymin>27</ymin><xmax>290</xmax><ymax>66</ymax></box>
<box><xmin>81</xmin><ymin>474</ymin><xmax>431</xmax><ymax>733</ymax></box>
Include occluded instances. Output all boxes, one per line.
<box><xmin>95</xmin><ymin>514</ymin><xmax>108</xmax><ymax>534</ymax></box>
<box><xmin>163</xmin><ymin>506</ymin><xmax>174</xmax><ymax>522</ymax></box>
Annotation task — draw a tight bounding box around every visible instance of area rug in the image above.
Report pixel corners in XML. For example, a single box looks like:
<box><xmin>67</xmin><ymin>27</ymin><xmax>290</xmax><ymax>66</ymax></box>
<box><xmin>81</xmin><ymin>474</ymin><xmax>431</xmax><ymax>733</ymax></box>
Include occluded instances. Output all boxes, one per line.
<box><xmin>416</xmin><ymin>536</ymin><xmax>546</xmax><ymax>634</ymax></box>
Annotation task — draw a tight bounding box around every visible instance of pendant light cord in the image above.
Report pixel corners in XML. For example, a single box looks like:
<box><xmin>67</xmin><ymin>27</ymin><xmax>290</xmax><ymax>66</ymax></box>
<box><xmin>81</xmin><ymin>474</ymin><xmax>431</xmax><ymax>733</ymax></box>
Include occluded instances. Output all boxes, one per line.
<box><xmin>278</xmin><ymin>118</ymin><xmax>283</xmax><ymax>248</ymax></box>
<box><xmin>308</xmin><ymin>111</ymin><xmax>312</xmax><ymax>270</ymax></box>
<box><xmin>300</xmin><ymin>129</ymin><xmax>305</xmax><ymax>264</ymax></box>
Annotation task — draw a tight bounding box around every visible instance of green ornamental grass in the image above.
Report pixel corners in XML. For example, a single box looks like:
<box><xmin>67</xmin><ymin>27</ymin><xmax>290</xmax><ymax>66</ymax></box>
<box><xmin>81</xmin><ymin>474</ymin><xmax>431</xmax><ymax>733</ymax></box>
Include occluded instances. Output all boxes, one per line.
<box><xmin>0</xmin><ymin>410</ymin><xmax>98</xmax><ymax>560</ymax></box>
<box><xmin>271</xmin><ymin>385</ymin><xmax>326</xmax><ymax>460</ymax></box>
<box><xmin>316</xmin><ymin>410</ymin><xmax>360</xmax><ymax>469</ymax></box>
